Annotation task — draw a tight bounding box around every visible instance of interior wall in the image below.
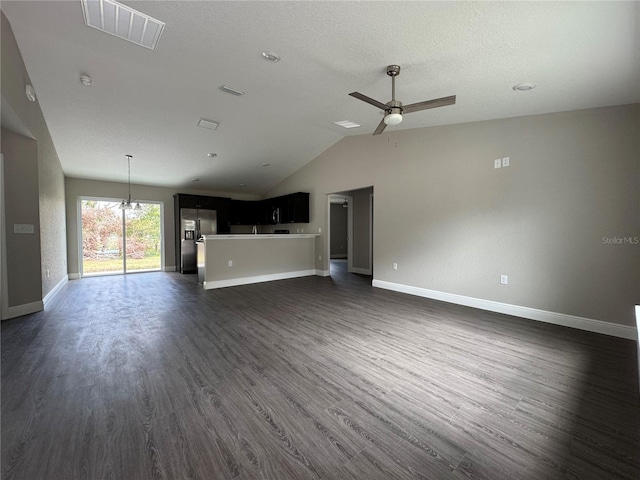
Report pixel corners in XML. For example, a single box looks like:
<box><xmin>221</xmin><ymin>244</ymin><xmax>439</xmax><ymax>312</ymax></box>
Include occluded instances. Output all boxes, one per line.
<box><xmin>330</xmin><ymin>203</ymin><xmax>348</xmax><ymax>258</ymax></box>
<box><xmin>65</xmin><ymin>177</ymin><xmax>260</xmax><ymax>276</ymax></box>
<box><xmin>351</xmin><ymin>187</ymin><xmax>373</xmax><ymax>271</ymax></box>
<box><xmin>1</xmin><ymin>130</ymin><xmax>41</xmax><ymax>307</ymax></box>
<box><xmin>265</xmin><ymin>104</ymin><xmax>640</xmax><ymax>327</ymax></box>
<box><xmin>1</xmin><ymin>12</ymin><xmax>66</xmax><ymax>310</ymax></box>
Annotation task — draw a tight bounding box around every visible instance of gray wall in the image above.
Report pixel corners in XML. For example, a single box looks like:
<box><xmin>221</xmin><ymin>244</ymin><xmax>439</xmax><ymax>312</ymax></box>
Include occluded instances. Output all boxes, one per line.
<box><xmin>330</xmin><ymin>203</ymin><xmax>347</xmax><ymax>258</ymax></box>
<box><xmin>265</xmin><ymin>104</ymin><xmax>640</xmax><ymax>327</ymax></box>
<box><xmin>351</xmin><ymin>187</ymin><xmax>373</xmax><ymax>272</ymax></box>
<box><xmin>1</xmin><ymin>12</ymin><xmax>67</xmax><ymax>311</ymax></box>
<box><xmin>65</xmin><ymin>177</ymin><xmax>259</xmax><ymax>276</ymax></box>
<box><xmin>1</xmin><ymin>130</ymin><xmax>41</xmax><ymax>307</ymax></box>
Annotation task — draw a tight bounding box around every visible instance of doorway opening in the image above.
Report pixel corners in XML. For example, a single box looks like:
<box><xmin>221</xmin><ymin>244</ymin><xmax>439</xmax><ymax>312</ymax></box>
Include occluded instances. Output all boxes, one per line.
<box><xmin>80</xmin><ymin>198</ymin><xmax>163</xmax><ymax>276</ymax></box>
<box><xmin>328</xmin><ymin>186</ymin><xmax>373</xmax><ymax>279</ymax></box>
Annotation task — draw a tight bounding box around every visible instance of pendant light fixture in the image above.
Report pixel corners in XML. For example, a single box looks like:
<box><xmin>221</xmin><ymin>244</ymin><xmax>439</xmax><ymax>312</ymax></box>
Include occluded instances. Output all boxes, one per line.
<box><xmin>119</xmin><ymin>154</ymin><xmax>141</xmax><ymax>210</ymax></box>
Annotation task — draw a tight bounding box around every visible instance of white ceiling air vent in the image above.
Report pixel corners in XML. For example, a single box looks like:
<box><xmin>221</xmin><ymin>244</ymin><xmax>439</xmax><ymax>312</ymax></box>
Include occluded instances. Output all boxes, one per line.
<box><xmin>197</xmin><ymin>119</ymin><xmax>219</xmax><ymax>130</ymax></box>
<box><xmin>81</xmin><ymin>0</ymin><xmax>165</xmax><ymax>50</ymax></box>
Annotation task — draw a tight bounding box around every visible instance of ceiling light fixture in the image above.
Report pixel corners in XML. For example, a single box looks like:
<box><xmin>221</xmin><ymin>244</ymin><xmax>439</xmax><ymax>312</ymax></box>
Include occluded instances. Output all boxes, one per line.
<box><xmin>119</xmin><ymin>154</ymin><xmax>141</xmax><ymax>210</ymax></box>
<box><xmin>207</xmin><ymin>153</ymin><xmax>218</xmax><ymax>158</ymax></box>
<box><xmin>333</xmin><ymin>120</ymin><xmax>361</xmax><ymax>129</ymax></box>
<box><xmin>512</xmin><ymin>83</ymin><xmax>536</xmax><ymax>92</ymax></box>
<box><xmin>197</xmin><ymin>118</ymin><xmax>219</xmax><ymax>130</ymax></box>
<box><xmin>239</xmin><ymin>183</ymin><xmax>246</xmax><ymax>187</ymax></box>
<box><xmin>261</xmin><ymin>51</ymin><xmax>281</xmax><ymax>62</ymax></box>
<box><xmin>383</xmin><ymin>108</ymin><xmax>403</xmax><ymax>126</ymax></box>
<box><xmin>25</xmin><ymin>84</ymin><xmax>37</xmax><ymax>102</ymax></box>
<box><xmin>219</xmin><ymin>85</ymin><xmax>245</xmax><ymax>96</ymax></box>
<box><xmin>192</xmin><ymin>178</ymin><xmax>200</xmax><ymax>182</ymax></box>
<box><xmin>261</xmin><ymin>163</ymin><xmax>270</xmax><ymax>167</ymax></box>
<box><xmin>80</xmin><ymin>74</ymin><xmax>93</xmax><ymax>86</ymax></box>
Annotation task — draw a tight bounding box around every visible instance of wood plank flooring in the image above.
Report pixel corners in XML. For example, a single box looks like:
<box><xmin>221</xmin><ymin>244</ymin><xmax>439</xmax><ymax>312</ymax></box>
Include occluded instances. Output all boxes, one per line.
<box><xmin>2</xmin><ymin>260</ymin><xmax>639</xmax><ymax>479</ymax></box>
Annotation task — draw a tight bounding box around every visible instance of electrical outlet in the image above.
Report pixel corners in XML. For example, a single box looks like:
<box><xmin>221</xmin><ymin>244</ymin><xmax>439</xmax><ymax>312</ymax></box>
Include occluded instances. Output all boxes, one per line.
<box><xmin>500</xmin><ymin>275</ymin><xmax>508</xmax><ymax>285</ymax></box>
<box><xmin>494</xmin><ymin>159</ymin><xmax>502</xmax><ymax>169</ymax></box>
<box><xmin>392</xmin><ymin>263</ymin><xmax>398</xmax><ymax>270</ymax></box>
<box><xmin>502</xmin><ymin>156</ymin><xmax>510</xmax><ymax>167</ymax></box>
<box><xmin>228</xmin><ymin>260</ymin><xmax>233</xmax><ymax>267</ymax></box>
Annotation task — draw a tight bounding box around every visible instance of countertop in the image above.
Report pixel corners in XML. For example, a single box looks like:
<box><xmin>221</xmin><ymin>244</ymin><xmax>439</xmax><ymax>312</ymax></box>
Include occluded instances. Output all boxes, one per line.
<box><xmin>201</xmin><ymin>234</ymin><xmax>319</xmax><ymax>240</ymax></box>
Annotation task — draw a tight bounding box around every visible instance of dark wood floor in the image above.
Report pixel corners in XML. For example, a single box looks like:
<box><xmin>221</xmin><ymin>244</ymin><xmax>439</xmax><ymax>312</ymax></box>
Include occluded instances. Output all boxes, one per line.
<box><xmin>2</xmin><ymin>261</ymin><xmax>639</xmax><ymax>479</ymax></box>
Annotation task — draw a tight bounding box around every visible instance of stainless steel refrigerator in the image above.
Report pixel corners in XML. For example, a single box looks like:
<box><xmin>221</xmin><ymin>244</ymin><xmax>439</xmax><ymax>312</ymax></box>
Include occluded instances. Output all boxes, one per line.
<box><xmin>180</xmin><ymin>208</ymin><xmax>216</xmax><ymax>273</ymax></box>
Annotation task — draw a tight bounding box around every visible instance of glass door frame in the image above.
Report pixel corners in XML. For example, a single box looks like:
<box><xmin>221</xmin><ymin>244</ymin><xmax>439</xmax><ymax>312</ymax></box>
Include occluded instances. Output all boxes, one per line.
<box><xmin>77</xmin><ymin>196</ymin><xmax>165</xmax><ymax>277</ymax></box>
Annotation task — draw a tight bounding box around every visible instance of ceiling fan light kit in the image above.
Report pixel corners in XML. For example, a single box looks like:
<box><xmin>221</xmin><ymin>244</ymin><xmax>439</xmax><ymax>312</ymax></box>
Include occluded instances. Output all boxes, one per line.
<box><xmin>350</xmin><ymin>64</ymin><xmax>456</xmax><ymax>135</ymax></box>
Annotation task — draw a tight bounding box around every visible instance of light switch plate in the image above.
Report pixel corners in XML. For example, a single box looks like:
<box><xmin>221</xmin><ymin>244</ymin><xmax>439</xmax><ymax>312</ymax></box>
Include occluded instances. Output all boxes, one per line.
<box><xmin>502</xmin><ymin>157</ymin><xmax>510</xmax><ymax>167</ymax></box>
<box><xmin>14</xmin><ymin>224</ymin><xmax>35</xmax><ymax>234</ymax></box>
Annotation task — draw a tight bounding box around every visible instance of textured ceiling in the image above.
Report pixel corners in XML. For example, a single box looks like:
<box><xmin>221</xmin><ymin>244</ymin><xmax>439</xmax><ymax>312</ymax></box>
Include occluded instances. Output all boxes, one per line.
<box><xmin>2</xmin><ymin>1</ymin><xmax>639</xmax><ymax>195</ymax></box>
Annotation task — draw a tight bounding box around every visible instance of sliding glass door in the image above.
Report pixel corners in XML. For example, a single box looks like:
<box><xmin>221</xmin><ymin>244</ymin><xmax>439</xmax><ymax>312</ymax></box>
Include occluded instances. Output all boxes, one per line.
<box><xmin>81</xmin><ymin>199</ymin><xmax>162</xmax><ymax>276</ymax></box>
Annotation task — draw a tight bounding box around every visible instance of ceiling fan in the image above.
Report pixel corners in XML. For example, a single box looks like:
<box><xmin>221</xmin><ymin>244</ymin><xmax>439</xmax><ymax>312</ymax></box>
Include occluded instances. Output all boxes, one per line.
<box><xmin>350</xmin><ymin>65</ymin><xmax>456</xmax><ymax>135</ymax></box>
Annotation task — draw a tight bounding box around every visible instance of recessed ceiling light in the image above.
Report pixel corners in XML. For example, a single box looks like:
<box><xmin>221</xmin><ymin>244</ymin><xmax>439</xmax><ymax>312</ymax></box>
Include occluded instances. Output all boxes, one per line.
<box><xmin>261</xmin><ymin>163</ymin><xmax>270</xmax><ymax>167</ymax></box>
<box><xmin>80</xmin><ymin>74</ymin><xmax>92</xmax><ymax>86</ymax></box>
<box><xmin>197</xmin><ymin>118</ymin><xmax>219</xmax><ymax>130</ymax></box>
<box><xmin>333</xmin><ymin>120</ymin><xmax>361</xmax><ymax>129</ymax></box>
<box><xmin>219</xmin><ymin>85</ymin><xmax>245</xmax><ymax>96</ymax></box>
<box><xmin>261</xmin><ymin>51</ymin><xmax>281</xmax><ymax>62</ymax></box>
<box><xmin>239</xmin><ymin>183</ymin><xmax>246</xmax><ymax>187</ymax></box>
<box><xmin>207</xmin><ymin>153</ymin><xmax>218</xmax><ymax>158</ymax></box>
<box><xmin>512</xmin><ymin>83</ymin><xmax>536</xmax><ymax>92</ymax></box>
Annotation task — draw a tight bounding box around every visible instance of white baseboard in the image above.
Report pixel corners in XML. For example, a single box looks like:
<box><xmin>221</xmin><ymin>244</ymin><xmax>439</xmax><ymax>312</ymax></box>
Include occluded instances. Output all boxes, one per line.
<box><xmin>330</xmin><ymin>254</ymin><xmax>347</xmax><ymax>259</ymax></box>
<box><xmin>373</xmin><ymin>279</ymin><xmax>637</xmax><ymax>340</ymax></box>
<box><xmin>43</xmin><ymin>275</ymin><xmax>68</xmax><ymax>308</ymax></box>
<box><xmin>315</xmin><ymin>269</ymin><xmax>330</xmax><ymax>277</ymax></box>
<box><xmin>163</xmin><ymin>265</ymin><xmax>176</xmax><ymax>272</ymax></box>
<box><xmin>351</xmin><ymin>267</ymin><xmax>372</xmax><ymax>275</ymax></box>
<box><xmin>5</xmin><ymin>301</ymin><xmax>44</xmax><ymax>320</ymax></box>
<box><xmin>203</xmin><ymin>269</ymin><xmax>316</xmax><ymax>290</ymax></box>
<box><xmin>68</xmin><ymin>273</ymin><xmax>81</xmax><ymax>280</ymax></box>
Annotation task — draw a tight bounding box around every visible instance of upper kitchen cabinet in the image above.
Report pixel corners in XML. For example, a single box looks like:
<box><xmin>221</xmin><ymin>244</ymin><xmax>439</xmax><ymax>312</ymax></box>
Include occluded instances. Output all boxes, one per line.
<box><xmin>174</xmin><ymin>194</ymin><xmax>231</xmax><ymax>233</ymax></box>
<box><xmin>230</xmin><ymin>200</ymin><xmax>258</xmax><ymax>225</ymax></box>
<box><xmin>285</xmin><ymin>192</ymin><xmax>310</xmax><ymax>224</ymax></box>
<box><xmin>175</xmin><ymin>194</ymin><xmax>215</xmax><ymax>210</ymax></box>
<box><xmin>227</xmin><ymin>192</ymin><xmax>310</xmax><ymax>225</ymax></box>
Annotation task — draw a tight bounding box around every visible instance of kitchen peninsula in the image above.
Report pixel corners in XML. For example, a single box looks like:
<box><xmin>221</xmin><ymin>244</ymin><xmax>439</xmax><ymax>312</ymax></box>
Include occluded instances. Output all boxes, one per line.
<box><xmin>198</xmin><ymin>234</ymin><xmax>320</xmax><ymax>289</ymax></box>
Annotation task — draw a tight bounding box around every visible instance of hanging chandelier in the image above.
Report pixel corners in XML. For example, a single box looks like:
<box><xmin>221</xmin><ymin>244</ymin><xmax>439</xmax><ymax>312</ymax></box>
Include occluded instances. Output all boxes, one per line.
<box><xmin>119</xmin><ymin>154</ymin><xmax>141</xmax><ymax>210</ymax></box>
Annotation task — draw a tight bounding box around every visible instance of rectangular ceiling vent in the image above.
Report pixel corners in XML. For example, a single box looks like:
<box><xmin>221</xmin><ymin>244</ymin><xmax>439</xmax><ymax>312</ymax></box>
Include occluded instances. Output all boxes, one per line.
<box><xmin>219</xmin><ymin>85</ymin><xmax>245</xmax><ymax>96</ymax></box>
<box><xmin>197</xmin><ymin>118</ymin><xmax>219</xmax><ymax>130</ymax></box>
<box><xmin>333</xmin><ymin>120</ymin><xmax>361</xmax><ymax>129</ymax></box>
<box><xmin>81</xmin><ymin>0</ymin><xmax>165</xmax><ymax>50</ymax></box>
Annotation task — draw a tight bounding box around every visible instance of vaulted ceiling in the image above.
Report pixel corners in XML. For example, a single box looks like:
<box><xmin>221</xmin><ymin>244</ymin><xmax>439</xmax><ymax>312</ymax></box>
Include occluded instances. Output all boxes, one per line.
<box><xmin>2</xmin><ymin>1</ymin><xmax>639</xmax><ymax>195</ymax></box>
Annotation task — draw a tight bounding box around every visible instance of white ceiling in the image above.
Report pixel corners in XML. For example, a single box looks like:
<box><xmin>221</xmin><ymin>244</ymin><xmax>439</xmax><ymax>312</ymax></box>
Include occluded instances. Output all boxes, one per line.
<box><xmin>2</xmin><ymin>1</ymin><xmax>639</xmax><ymax>195</ymax></box>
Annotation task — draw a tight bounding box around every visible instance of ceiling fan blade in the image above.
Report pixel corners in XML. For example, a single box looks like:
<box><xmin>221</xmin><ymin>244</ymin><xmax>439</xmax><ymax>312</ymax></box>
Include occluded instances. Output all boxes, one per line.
<box><xmin>349</xmin><ymin>92</ymin><xmax>388</xmax><ymax>111</ymax></box>
<box><xmin>402</xmin><ymin>95</ymin><xmax>456</xmax><ymax>114</ymax></box>
<box><xmin>373</xmin><ymin>118</ymin><xmax>387</xmax><ymax>135</ymax></box>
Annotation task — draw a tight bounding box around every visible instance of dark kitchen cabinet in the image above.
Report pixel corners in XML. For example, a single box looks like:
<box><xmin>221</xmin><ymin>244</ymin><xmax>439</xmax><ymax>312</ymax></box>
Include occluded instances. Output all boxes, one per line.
<box><xmin>283</xmin><ymin>192</ymin><xmax>310</xmax><ymax>223</ymax></box>
<box><xmin>227</xmin><ymin>192</ymin><xmax>310</xmax><ymax>226</ymax></box>
<box><xmin>230</xmin><ymin>200</ymin><xmax>258</xmax><ymax>225</ymax></box>
<box><xmin>175</xmin><ymin>194</ymin><xmax>216</xmax><ymax>209</ymax></box>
